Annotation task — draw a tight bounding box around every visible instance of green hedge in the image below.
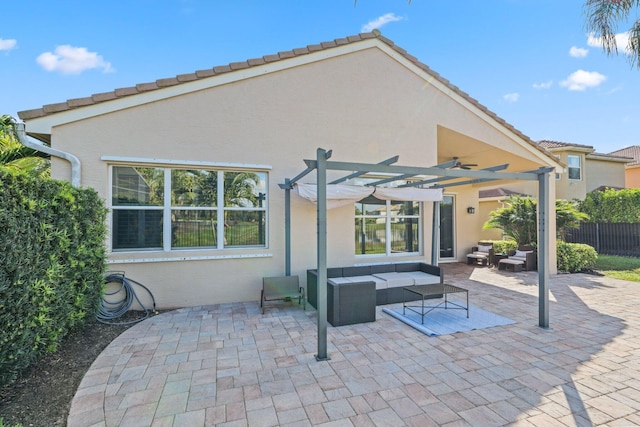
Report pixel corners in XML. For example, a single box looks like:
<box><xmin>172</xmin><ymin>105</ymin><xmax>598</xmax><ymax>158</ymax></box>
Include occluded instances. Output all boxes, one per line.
<box><xmin>556</xmin><ymin>242</ymin><xmax>598</xmax><ymax>273</ymax></box>
<box><xmin>0</xmin><ymin>170</ymin><xmax>107</xmax><ymax>386</ymax></box>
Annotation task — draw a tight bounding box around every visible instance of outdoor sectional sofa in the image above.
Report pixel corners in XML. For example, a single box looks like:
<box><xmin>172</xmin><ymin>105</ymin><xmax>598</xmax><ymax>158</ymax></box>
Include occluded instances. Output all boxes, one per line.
<box><xmin>306</xmin><ymin>262</ymin><xmax>443</xmax><ymax>326</ymax></box>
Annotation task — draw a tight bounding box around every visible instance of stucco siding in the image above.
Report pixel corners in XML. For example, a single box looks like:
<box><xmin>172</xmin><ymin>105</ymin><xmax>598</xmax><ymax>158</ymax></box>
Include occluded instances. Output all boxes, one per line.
<box><xmin>38</xmin><ymin>45</ymin><xmax>558</xmax><ymax>308</ymax></box>
<box><xmin>586</xmin><ymin>158</ymin><xmax>626</xmax><ymax>193</ymax></box>
<box><xmin>626</xmin><ymin>166</ymin><xmax>640</xmax><ymax>188</ymax></box>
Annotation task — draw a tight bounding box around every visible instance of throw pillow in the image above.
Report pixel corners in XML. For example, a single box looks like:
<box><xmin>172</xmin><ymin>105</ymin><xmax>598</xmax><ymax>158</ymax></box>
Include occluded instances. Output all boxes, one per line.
<box><xmin>515</xmin><ymin>250</ymin><xmax>532</xmax><ymax>258</ymax></box>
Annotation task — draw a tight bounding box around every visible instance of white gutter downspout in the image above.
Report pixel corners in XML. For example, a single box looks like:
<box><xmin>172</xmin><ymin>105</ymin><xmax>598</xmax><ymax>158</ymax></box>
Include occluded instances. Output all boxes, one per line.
<box><xmin>14</xmin><ymin>121</ymin><xmax>81</xmax><ymax>188</ymax></box>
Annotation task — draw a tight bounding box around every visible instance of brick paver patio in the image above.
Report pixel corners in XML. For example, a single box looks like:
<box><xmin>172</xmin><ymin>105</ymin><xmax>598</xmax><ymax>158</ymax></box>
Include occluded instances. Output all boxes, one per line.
<box><xmin>68</xmin><ymin>263</ymin><xmax>640</xmax><ymax>426</ymax></box>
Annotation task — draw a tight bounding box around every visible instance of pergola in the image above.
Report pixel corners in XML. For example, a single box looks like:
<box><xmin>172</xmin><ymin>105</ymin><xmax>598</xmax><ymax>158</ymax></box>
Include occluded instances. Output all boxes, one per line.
<box><xmin>281</xmin><ymin>148</ymin><xmax>553</xmax><ymax>361</ymax></box>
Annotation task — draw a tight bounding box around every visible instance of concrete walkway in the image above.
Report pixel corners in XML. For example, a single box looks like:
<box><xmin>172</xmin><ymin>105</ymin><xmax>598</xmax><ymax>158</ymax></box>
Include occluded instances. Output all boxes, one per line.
<box><xmin>68</xmin><ymin>264</ymin><xmax>640</xmax><ymax>426</ymax></box>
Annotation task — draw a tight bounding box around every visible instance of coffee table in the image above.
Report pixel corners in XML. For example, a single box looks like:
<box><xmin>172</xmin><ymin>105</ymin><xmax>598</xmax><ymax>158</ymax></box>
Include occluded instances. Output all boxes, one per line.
<box><xmin>403</xmin><ymin>284</ymin><xmax>469</xmax><ymax>324</ymax></box>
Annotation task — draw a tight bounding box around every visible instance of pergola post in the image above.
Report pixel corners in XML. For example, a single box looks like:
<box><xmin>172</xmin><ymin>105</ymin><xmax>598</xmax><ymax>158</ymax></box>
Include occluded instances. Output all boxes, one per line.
<box><xmin>538</xmin><ymin>170</ymin><xmax>550</xmax><ymax>328</ymax></box>
<box><xmin>431</xmin><ymin>201</ymin><xmax>440</xmax><ymax>265</ymax></box>
<box><xmin>281</xmin><ymin>151</ymin><xmax>557</xmax><ymax>362</ymax></box>
<box><xmin>284</xmin><ymin>179</ymin><xmax>291</xmax><ymax>276</ymax></box>
<box><xmin>315</xmin><ymin>148</ymin><xmax>330</xmax><ymax>361</ymax></box>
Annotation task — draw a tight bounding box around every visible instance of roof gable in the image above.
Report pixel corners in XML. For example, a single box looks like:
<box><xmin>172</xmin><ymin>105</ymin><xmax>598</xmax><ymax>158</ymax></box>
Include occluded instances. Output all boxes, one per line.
<box><xmin>18</xmin><ymin>30</ymin><xmax>560</xmax><ymax>168</ymax></box>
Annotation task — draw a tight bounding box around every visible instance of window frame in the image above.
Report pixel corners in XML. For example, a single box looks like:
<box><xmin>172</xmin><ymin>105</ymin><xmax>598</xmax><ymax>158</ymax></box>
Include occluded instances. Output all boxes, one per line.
<box><xmin>567</xmin><ymin>154</ymin><xmax>582</xmax><ymax>180</ymax></box>
<box><xmin>354</xmin><ymin>199</ymin><xmax>422</xmax><ymax>257</ymax></box>
<box><xmin>109</xmin><ymin>165</ymin><xmax>268</xmax><ymax>252</ymax></box>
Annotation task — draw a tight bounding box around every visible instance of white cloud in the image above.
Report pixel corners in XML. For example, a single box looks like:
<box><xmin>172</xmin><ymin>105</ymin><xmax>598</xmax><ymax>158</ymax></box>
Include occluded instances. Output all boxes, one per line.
<box><xmin>588</xmin><ymin>32</ymin><xmax>631</xmax><ymax>54</ymax></box>
<box><xmin>503</xmin><ymin>92</ymin><xmax>520</xmax><ymax>103</ymax></box>
<box><xmin>0</xmin><ymin>38</ymin><xmax>17</xmax><ymax>51</ymax></box>
<box><xmin>559</xmin><ymin>69</ymin><xmax>606</xmax><ymax>91</ymax></box>
<box><xmin>533</xmin><ymin>80</ymin><xmax>553</xmax><ymax>90</ymax></box>
<box><xmin>569</xmin><ymin>46</ymin><xmax>588</xmax><ymax>58</ymax></box>
<box><xmin>361</xmin><ymin>13</ymin><xmax>404</xmax><ymax>32</ymax></box>
<box><xmin>36</xmin><ymin>45</ymin><xmax>113</xmax><ymax>74</ymax></box>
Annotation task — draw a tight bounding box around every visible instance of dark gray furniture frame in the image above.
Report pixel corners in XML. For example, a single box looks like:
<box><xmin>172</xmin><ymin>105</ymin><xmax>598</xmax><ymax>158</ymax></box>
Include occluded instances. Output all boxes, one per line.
<box><xmin>307</xmin><ymin>262</ymin><xmax>443</xmax><ymax>326</ymax></box>
<box><xmin>403</xmin><ymin>283</ymin><xmax>469</xmax><ymax>324</ymax></box>
<box><xmin>467</xmin><ymin>241</ymin><xmax>495</xmax><ymax>266</ymax></box>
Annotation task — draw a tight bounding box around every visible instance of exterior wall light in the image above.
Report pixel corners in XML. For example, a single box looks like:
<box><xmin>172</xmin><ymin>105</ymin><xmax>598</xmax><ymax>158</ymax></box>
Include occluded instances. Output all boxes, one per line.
<box><xmin>467</xmin><ymin>207</ymin><xmax>475</xmax><ymax>214</ymax></box>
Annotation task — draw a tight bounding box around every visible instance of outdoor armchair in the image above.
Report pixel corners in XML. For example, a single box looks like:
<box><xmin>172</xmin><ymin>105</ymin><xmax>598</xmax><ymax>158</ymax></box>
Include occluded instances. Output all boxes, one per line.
<box><xmin>467</xmin><ymin>242</ymin><xmax>494</xmax><ymax>266</ymax></box>
<box><xmin>261</xmin><ymin>275</ymin><xmax>305</xmax><ymax>314</ymax></box>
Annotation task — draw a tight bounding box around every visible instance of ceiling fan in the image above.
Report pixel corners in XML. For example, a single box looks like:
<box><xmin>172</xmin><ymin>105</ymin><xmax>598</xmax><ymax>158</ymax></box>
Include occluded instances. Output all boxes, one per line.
<box><xmin>451</xmin><ymin>157</ymin><xmax>478</xmax><ymax>170</ymax></box>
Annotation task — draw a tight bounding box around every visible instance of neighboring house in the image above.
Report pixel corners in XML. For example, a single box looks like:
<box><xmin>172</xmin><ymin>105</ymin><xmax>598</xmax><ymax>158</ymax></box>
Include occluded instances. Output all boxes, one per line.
<box><xmin>539</xmin><ymin>140</ymin><xmax>629</xmax><ymax>200</ymax></box>
<box><xmin>478</xmin><ymin>139</ymin><xmax>629</xmax><ymax>241</ymax></box>
<box><xmin>18</xmin><ymin>31</ymin><xmax>562</xmax><ymax>308</ymax></box>
<box><xmin>480</xmin><ymin>139</ymin><xmax>629</xmax><ymax>202</ymax></box>
<box><xmin>608</xmin><ymin>146</ymin><xmax>640</xmax><ymax>188</ymax></box>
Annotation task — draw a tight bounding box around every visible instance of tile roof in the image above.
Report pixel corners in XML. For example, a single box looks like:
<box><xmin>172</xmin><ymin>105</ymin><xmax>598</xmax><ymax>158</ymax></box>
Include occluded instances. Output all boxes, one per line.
<box><xmin>538</xmin><ymin>139</ymin><xmax>631</xmax><ymax>162</ymax></box>
<box><xmin>17</xmin><ymin>30</ymin><xmax>554</xmax><ymax>162</ymax></box>
<box><xmin>609</xmin><ymin>145</ymin><xmax>640</xmax><ymax>166</ymax></box>
<box><xmin>479</xmin><ymin>187</ymin><xmax>529</xmax><ymax>199</ymax></box>
<box><xmin>538</xmin><ymin>140</ymin><xmax>594</xmax><ymax>150</ymax></box>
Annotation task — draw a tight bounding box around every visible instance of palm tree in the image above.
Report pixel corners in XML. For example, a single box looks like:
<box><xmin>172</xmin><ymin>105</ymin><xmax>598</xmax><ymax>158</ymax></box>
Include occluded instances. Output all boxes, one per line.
<box><xmin>484</xmin><ymin>196</ymin><xmax>538</xmax><ymax>245</ymax></box>
<box><xmin>0</xmin><ymin>115</ymin><xmax>50</xmax><ymax>178</ymax></box>
<box><xmin>484</xmin><ymin>196</ymin><xmax>588</xmax><ymax>245</ymax></box>
<box><xmin>585</xmin><ymin>0</ymin><xmax>640</xmax><ymax>69</ymax></box>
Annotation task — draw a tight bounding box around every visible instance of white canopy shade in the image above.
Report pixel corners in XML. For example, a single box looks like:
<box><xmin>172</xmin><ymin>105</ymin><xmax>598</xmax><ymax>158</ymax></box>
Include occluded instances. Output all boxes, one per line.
<box><xmin>294</xmin><ymin>183</ymin><xmax>443</xmax><ymax>209</ymax></box>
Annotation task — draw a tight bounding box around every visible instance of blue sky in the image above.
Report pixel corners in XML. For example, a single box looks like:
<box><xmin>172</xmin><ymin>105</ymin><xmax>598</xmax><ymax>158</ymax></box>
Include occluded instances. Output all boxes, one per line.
<box><xmin>1</xmin><ymin>0</ymin><xmax>638</xmax><ymax>153</ymax></box>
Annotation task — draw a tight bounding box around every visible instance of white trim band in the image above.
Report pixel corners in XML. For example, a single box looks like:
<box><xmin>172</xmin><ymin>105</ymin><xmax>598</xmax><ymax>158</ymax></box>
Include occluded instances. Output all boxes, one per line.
<box><xmin>102</xmin><ymin>156</ymin><xmax>272</xmax><ymax>170</ymax></box>
<box><xmin>107</xmin><ymin>253</ymin><xmax>273</xmax><ymax>264</ymax></box>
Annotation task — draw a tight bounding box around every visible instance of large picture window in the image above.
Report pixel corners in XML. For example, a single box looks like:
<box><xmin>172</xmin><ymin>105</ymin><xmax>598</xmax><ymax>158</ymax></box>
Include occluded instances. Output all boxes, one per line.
<box><xmin>111</xmin><ymin>166</ymin><xmax>267</xmax><ymax>251</ymax></box>
<box><xmin>355</xmin><ymin>199</ymin><xmax>420</xmax><ymax>256</ymax></box>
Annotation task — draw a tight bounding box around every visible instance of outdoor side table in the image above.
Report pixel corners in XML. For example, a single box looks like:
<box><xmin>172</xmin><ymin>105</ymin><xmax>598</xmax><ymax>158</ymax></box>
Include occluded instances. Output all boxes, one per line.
<box><xmin>492</xmin><ymin>253</ymin><xmax>508</xmax><ymax>267</ymax></box>
<box><xmin>403</xmin><ymin>284</ymin><xmax>469</xmax><ymax>324</ymax></box>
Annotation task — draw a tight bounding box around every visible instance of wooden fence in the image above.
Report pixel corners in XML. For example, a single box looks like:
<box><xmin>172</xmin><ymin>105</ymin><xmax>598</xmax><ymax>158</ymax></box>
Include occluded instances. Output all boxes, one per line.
<box><xmin>565</xmin><ymin>223</ymin><xmax>640</xmax><ymax>257</ymax></box>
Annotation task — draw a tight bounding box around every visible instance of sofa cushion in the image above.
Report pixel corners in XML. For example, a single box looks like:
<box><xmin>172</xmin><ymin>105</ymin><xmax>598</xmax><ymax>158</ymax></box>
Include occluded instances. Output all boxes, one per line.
<box><xmin>400</xmin><ymin>271</ymin><xmax>441</xmax><ymax>285</ymax></box>
<box><xmin>348</xmin><ymin>275</ymin><xmax>388</xmax><ymax>290</ymax></box>
<box><xmin>515</xmin><ymin>250</ymin><xmax>532</xmax><ymax>258</ymax></box>
<box><xmin>343</xmin><ymin>266</ymin><xmax>371</xmax><ymax>277</ymax></box>
<box><xmin>370</xmin><ymin>264</ymin><xmax>395</xmax><ymax>274</ymax></box>
<box><xmin>477</xmin><ymin>244</ymin><xmax>492</xmax><ymax>253</ymax></box>
<box><xmin>327</xmin><ymin>268</ymin><xmax>344</xmax><ymax>278</ymax></box>
<box><xmin>329</xmin><ymin>277</ymin><xmax>352</xmax><ymax>285</ymax></box>
<box><xmin>395</xmin><ymin>262</ymin><xmax>421</xmax><ymax>272</ymax></box>
<box><xmin>372</xmin><ymin>272</ymin><xmax>414</xmax><ymax>288</ymax></box>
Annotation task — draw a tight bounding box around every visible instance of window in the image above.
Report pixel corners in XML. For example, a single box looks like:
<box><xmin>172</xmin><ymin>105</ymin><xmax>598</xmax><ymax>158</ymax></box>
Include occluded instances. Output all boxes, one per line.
<box><xmin>111</xmin><ymin>166</ymin><xmax>267</xmax><ymax>251</ymax></box>
<box><xmin>567</xmin><ymin>155</ymin><xmax>581</xmax><ymax>180</ymax></box>
<box><xmin>355</xmin><ymin>199</ymin><xmax>420</xmax><ymax>256</ymax></box>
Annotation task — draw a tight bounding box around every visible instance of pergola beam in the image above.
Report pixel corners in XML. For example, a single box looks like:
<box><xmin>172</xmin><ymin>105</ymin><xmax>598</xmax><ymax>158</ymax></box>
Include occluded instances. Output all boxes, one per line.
<box><xmin>304</xmin><ymin>159</ymin><xmax>542</xmax><ymax>181</ymax></box>
<box><xmin>288</xmin><ymin>150</ymin><xmax>555</xmax><ymax>361</ymax></box>
<box><xmin>329</xmin><ymin>155</ymin><xmax>399</xmax><ymax>185</ymax></box>
<box><xmin>399</xmin><ymin>164</ymin><xmax>509</xmax><ymax>188</ymax></box>
<box><xmin>365</xmin><ymin>160</ymin><xmax>459</xmax><ymax>187</ymax></box>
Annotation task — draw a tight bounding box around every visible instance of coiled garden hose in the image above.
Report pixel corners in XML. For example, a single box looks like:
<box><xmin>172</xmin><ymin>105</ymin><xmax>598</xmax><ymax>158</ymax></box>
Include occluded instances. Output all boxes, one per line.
<box><xmin>96</xmin><ymin>272</ymin><xmax>158</xmax><ymax>325</ymax></box>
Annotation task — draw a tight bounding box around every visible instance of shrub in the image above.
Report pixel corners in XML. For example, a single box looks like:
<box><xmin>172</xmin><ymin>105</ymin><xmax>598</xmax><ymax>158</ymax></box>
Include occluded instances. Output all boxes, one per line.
<box><xmin>556</xmin><ymin>242</ymin><xmax>598</xmax><ymax>273</ymax></box>
<box><xmin>0</xmin><ymin>170</ymin><xmax>107</xmax><ymax>386</ymax></box>
<box><xmin>579</xmin><ymin>187</ymin><xmax>640</xmax><ymax>223</ymax></box>
<box><xmin>484</xmin><ymin>239</ymin><xmax>519</xmax><ymax>255</ymax></box>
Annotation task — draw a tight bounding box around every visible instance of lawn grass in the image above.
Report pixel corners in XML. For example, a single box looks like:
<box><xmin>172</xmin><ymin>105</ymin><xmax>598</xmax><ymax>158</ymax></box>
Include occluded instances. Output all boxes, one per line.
<box><xmin>594</xmin><ymin>255</ymin><xmax>640</xmax><ymax>282</ymax></box>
